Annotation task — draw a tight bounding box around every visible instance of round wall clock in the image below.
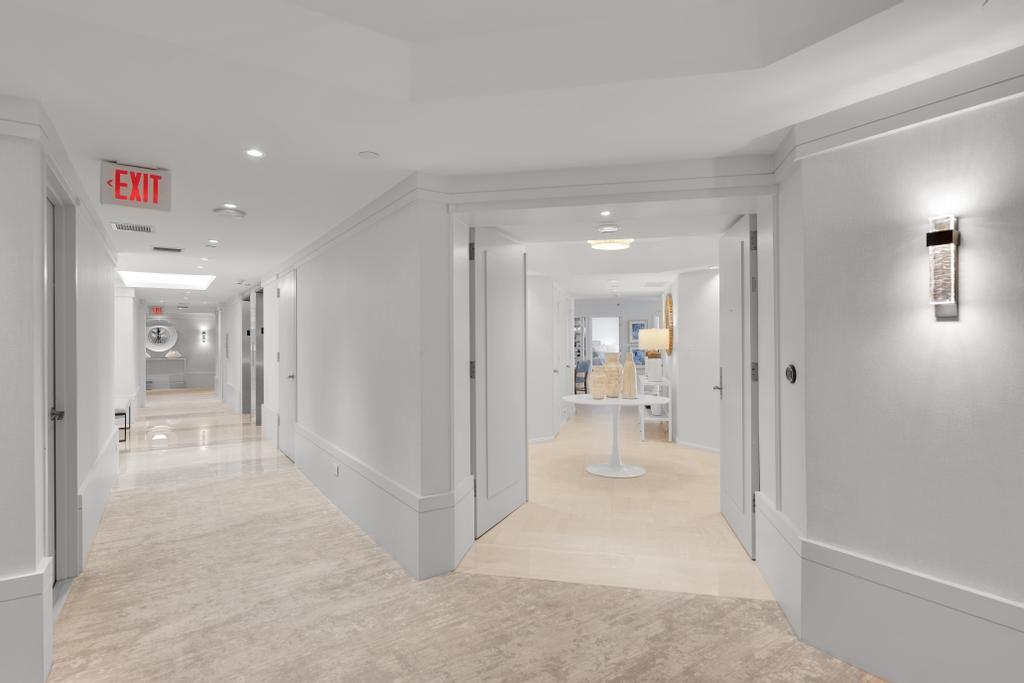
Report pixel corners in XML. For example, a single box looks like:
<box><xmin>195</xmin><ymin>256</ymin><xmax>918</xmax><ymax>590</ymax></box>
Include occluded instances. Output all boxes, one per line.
<box><xmin>664</xmin><ymin>294</ymin><xmax>674</xmax><ymax>356</ymax></box>
<box><xmin>146</xmin><ymin>323</ymin><xmax>178</xmax><ymax>353</ymax></box>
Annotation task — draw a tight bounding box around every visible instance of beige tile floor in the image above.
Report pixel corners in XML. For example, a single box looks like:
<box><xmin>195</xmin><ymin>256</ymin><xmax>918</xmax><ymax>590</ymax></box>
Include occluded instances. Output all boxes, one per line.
<box><xmin>458</xmin><ymin>406</ymin><xmax>774</xmax><ymax>600</ymax></box>
<box><xmin>50</xmin><ymin>389</ymin><xmax>880</xmax><ymax>682</ymax></box>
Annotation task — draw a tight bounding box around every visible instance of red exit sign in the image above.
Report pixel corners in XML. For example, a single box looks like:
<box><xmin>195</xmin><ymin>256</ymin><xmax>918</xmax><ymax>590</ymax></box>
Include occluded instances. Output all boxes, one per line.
<box><xmin>150</xmin><ymin>306</ymin><xmax>164</xmax><ymax>316</ymax></box>
<box><xmin>101</xmin><ymin>161</ymin><xmax>171</xmax><ymax>211</ymax></box>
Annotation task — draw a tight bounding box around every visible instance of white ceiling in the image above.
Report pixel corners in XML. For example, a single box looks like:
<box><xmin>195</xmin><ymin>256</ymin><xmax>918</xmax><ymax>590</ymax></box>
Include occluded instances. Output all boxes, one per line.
<box><xmin>466</xmin><ymin>198</ymin><xmax>730</xmax><ymax>298</ymax></box>
<box><xmin>2</xmin><ymin>0</ymin><xmax>1023</xmax><ymax>305</ymax></box>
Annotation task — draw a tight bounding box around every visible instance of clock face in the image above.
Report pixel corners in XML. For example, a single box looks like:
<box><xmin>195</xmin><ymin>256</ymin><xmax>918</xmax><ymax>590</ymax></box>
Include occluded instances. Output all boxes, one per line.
<box><xmin>145</xmin><ymin>323</ymin><xmax>178</xmax><ymax>353</ymax></box>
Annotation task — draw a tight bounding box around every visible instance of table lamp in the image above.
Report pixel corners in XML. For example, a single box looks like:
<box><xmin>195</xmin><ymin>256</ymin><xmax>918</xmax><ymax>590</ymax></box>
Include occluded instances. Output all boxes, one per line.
<box><xmin>638</xmin><ymin>328</ymin><xmax>670</xmax><ymax>381</ymax></box>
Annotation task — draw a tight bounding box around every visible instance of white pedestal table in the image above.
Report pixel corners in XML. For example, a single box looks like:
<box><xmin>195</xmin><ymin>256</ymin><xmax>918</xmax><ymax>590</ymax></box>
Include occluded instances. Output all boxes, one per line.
<box><xmin>562</xmin><ymin>394</ymin><xmax>671</xmax><ymax>478</ymax></box>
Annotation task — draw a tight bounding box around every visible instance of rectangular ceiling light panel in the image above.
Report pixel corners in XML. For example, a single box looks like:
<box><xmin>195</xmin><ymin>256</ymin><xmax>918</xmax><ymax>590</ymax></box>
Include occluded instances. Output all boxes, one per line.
<box><xmin>118</xmin><ymin>271</ymin><xmax>216</xmax><ymax>290</ymax></box>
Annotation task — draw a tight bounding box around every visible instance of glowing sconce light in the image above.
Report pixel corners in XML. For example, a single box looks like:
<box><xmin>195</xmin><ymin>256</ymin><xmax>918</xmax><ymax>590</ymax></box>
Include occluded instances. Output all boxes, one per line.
<box><xmin>927</xmin><ymin>216</ymin><xmax>960</xmax><ymax>320</ymax></box>
<box><xmin>201</xmin><ymin>330</ymin><xmax>208</xmax><ymax>344</ymax></box>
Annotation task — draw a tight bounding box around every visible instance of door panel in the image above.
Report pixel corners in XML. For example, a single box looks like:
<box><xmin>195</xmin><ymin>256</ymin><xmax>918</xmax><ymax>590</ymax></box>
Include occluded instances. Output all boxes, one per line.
<box><xmin>45</xmin><ymin>198</ymin><xmax>57</xmax><ymax>567</ymax></box>
<box><xmin>278</xmin><ymin>271</ymin><xmax>297</xmax><ymax>460</ymax></box>
<box><xmin>472</xmin><ymin>229</ymin><xmax>528</xmax><ymax>536</ymax></box>
<box><xmin>720</xmin><ymin>217</ymin><xmax>756</xmax><ymax>557</ymax></box>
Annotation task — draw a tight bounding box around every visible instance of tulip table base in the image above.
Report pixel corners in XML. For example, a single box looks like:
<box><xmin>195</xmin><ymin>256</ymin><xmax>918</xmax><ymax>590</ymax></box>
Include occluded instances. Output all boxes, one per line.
<box><xmin>563</xmin><ymin>395</ymin><xmax>670</xmax><ymax>479</ymax></box>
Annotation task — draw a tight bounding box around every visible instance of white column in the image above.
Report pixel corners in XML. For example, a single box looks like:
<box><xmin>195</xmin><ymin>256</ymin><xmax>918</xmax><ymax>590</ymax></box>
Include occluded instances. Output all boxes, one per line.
<box><xmin>0</xmin><ymin>100</ymin><xmax>53</xmax><ymax>682</ymax></box>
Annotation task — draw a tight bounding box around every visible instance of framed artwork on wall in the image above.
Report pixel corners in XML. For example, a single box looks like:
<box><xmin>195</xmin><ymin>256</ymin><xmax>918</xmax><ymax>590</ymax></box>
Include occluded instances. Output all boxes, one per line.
<box><xmin>629</xmin><ymin>320</ymin><xmax>648</xmax><ymax>344</ymax></box>
<box><xmin>632</xmin><ymin>348</ymin><xmax>646</xmax><ymax>366</ymax></box>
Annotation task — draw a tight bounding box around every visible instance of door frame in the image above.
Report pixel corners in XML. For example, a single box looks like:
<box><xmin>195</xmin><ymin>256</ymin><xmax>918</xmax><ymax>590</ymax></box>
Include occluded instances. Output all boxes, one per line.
<box><xmin>45</xmin><ymin>167</ymin><xmax>81</xmax><ymax>582</ymax></box>
<box><xmin>453</xmin><ymin>190</ymin><xmax>777</xmax><ymax>568</ymax></box>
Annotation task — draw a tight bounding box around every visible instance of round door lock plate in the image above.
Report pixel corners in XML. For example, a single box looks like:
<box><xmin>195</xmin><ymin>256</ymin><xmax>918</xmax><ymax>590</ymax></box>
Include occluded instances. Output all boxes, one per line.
<box><xmin>785</xmin><ymin>364</ymin><xmax>797</xmax><ymax>384</ymax></box>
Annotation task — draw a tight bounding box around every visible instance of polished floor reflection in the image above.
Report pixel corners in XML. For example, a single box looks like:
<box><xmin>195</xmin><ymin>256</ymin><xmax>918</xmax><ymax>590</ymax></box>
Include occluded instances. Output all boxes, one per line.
<box><xmin>459</xmin><ymin>407</ymin><xmax>773</xmax><ymax>600</ymax></box>
<box><xmin>116</xmin><ymin>389</ymin><xmax>289</xmax><ymax>490</ymax></box>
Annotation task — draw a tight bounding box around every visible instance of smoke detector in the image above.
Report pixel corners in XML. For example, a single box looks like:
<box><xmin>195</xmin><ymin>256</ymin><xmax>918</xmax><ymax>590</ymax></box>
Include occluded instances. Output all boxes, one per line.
<box><xmin>213</xmin><ymin>206</ymin><xmax>246</xmax><ymax>218</ymax></box>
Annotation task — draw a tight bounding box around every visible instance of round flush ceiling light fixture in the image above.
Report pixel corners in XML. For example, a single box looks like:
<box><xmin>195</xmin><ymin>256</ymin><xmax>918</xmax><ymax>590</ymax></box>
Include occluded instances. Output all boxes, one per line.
<box><xmin>597</xmin><ymin>223</ymin><xmax>621</xmax><ymax>234</ymax></box>
<box><xmin>206</xmin><ymin>239</ymin><xmax>219</xmax><ymax>246</ymax></box>
<box><xmin>588</xmin><ymin>238</ymin><xmax>634</xmax><ymax>251</ymax></box>
<box><xmin>223</xmin><ymin>203</ymin><xmax>238</xmax><ymax>209</ymax></box>
<box><xmin>245</xmin><ymin>148</ymin><xmax>265</xmax><ymax>158</ymax></box>
<box><xmin>213</xmin><ymin>206</ymin><xmax>247</xmax><ymax>218</ymax></box>
<box><xmin>600</xmin><ymin>210</ymin><xmax>612</xmax><ymax>217</ymax></box>
<box><xmin>358</xmin><ymin>150</ymin><xmax>381</xmax><ymax>160</ymax></box>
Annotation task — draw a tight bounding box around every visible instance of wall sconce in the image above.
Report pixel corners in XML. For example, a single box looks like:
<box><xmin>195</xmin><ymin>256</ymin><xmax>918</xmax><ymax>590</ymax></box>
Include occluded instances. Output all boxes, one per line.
<box><xmin>927</xmin><ymin>216</ymin><xmax>960</xmax><ymax>320</ymax></box>
<box><xmin>201</xmin><ymin>330</ymin><xmax>208</xmax><ymax>343</ymax></box>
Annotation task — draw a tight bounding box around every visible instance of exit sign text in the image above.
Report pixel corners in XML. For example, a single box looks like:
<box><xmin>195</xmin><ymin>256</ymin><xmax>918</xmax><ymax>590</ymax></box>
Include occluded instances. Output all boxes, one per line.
<box><xmin>101</xmin><ymin>161</ymin><xmax>171</xmax><ymax>211</ymax></box>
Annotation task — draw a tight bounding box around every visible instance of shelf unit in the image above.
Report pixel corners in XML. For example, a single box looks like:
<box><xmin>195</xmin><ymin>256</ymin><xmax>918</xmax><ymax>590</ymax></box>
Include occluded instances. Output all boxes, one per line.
<box><xmin>638</xmin><ymin>376</ymin><xmax>672</xmax><ymax>441</ymax></box>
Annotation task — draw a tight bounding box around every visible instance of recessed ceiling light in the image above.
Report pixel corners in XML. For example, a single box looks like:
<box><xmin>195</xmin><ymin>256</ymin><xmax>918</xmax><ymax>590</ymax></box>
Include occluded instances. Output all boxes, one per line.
<box><xmin>207</xmin><ymin>239</ymin><xmax>219</xmax><ymax>245</ymax></box>
<box><xmin>183</xmin><ymin>296</ymin><xmax>189</xmax><ymax>300</ymax></box>
<box><xmin>358</xmin><ymin>150</ymin><xmax>381</xmax><ymax>160</ymax></box>
<box><xmin>213</xmin><ymin>206</ymin><xmax>246</xmax><ymax>218</ymax></box>
<box><xmin>118</xmin><ymin>271</ymin><xmax>216</xmax><ymax>290</ymax></box>
<box><xmin>245</xmin><ymin>148</ymin><xmax>264</xmax><ymax>158</ymax></box>
<box><xmin>597</xmin><ymin>223</ymin><xmax>620</xmax><ymax>234</ymax></box>
<box><xmin>200</xmin><ymin>257</ymin><xmax>209</xmax><ymax>262</ymax></box>
<box><xmin>587</xmin><ymin>239</ymin><xmax>634</xmax><ymax>251</ymax></box>
<box><xmin>196</xmin><ymin>265</ymin><xmax>205</xmax><ymax>269</ymax></box>
<box><xmin>600</xmin><ymin>210</ymin><xmax>612</xmax><ymax>217</ymax></box>
<box><xmin>223</xmin><ymin>203</ymin><xmax>238</xmax><ymax>209</ymax></box>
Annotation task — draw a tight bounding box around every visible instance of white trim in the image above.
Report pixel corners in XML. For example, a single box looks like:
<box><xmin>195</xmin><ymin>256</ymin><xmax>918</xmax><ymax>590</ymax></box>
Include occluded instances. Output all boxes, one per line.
<box><xmin>0</xmin><ymin>558</ymin><xmax>53</xmax><ymax>682</ymax></box>
<box><xmin>262</xmin><ymin>405</ymin><xmax>279</xmax><ymax>451</ymax></box>
<box><xmin>295</xmin><ymin>424</ymin><xmax>473</xmax><ymax>514</ymax></box>
<box><xmin>292</xmin><ymin>427</ymin><xmax>474</xmax><ymax>578</ymax></box>
<box><xmin>754</xmin><ymin>492</ymin><xmax>1024</xmax><ymax>680</ymax></box>
<box><xmin>0</xmin><ymin>560</ymin><xmax>52</xmax><ymax>604</ymax></box>
<box><xmin>774</xmin><ymin>44</ymin><xmax>1024</xmax><ymax>173</ymax></box>
<box><xmin>528</xmin><ymin>435</ymin><xmax>556</xmax><ymax>444</ymax></box>
<box><xmin>78</xmin><ymin>428</ymin><xmax>119</xmax><ymax>564</ymax></box>
<box><xmin>803</xmin><ymin>539</ymin><xmax>1024</xmax><ymax>636</ymax></box>
<box><xmin>675</xmin><ymin>438</ymin><xmax>720</xmax><ymax>454</ymax></box>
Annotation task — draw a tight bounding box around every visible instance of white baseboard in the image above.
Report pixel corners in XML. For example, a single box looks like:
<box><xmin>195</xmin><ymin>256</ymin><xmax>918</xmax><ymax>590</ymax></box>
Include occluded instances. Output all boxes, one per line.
<box><xmin>675</xmin><ymin>438</ymin><xmax>720</xmax><ymax>453</ymax></box>
<box><xmin>294</xmin><ymin>425</ymin><xmax>473</xmax><ymax>579</ymax></box>
<box><xmin>0</xmin><ymin>557</ymin><xmax>53</xmax><ymax>682</ymax></box>
<box><xmin>528</xmin><ymin>435</ymin><xmax>556</xmax><ymax>444</ymax></box>
<box><xmin>78</xmin><ymin>428</ymin><xmax>118</xmax><ymax>563</ymax></box>
<box><xmin>754</xmin><ymin>493</ymin><xmax>1024</xmax><ymax>682</ymax></box>
<box><xmin>262</xmin><ymin>406</ymin><xmax>279</xmax><ymax>450</ymax></box>
<box><xmin>754</xmin><ymin>493</ymin><xmax>803</xmax><ymax>636</ymax></box>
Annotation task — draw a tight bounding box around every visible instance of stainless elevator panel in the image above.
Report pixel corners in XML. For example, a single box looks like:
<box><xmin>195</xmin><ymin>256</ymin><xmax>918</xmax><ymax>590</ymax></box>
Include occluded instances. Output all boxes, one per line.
<box><xmin>241</xmin><ymin>297</ymin><xmax>252</xmax><ymax>415</ymax></box>
<box><xmin>253</xmin><ymin>290</ymin><xmax>264</xmax><ymax>425</ymax></box>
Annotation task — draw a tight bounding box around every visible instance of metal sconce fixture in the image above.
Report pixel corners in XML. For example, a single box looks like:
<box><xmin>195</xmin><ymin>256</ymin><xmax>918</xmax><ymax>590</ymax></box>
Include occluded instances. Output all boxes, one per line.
<box><xmin>927</xmin><ymin>216</ymin><xmax>960</xmax><ymax>319</ymax></box>
<box><xmin>201</xmin><ymin>330</ymin><xmax>208</xmax><ymax>343</ymax></box>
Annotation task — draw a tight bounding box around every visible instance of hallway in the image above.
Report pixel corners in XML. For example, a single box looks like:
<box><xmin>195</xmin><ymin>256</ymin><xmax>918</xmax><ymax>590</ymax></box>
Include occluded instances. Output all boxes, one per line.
<box><xmin>50</xmin><ymin>390</ymin><xmax>872</xmax><ymax>682</ymax></box>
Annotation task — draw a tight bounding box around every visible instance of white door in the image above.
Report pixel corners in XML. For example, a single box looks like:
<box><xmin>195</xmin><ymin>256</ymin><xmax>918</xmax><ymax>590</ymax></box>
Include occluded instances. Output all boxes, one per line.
<box><xmin>720</xmin><ymin>216</ymin><xmax>757</xmax><ymax>557</ymax></box>
<box><xmin>471</xmin><ymin>228</ymin><xmax>528</xmax><ymax>537</ymax></box>
<box><xmin>553</xmin><ymin>291</ymin><xmax>573</xmax><ymax>426</ymax></box>
<box><xmin>278</xmin><ymin>270</ymin><xmax>297</xmax><ymax>461</ymax></box>
<box><xmin>45</xmin><ymin>198</ymin><xmax>57</xmax><ymax>572</ymax></box>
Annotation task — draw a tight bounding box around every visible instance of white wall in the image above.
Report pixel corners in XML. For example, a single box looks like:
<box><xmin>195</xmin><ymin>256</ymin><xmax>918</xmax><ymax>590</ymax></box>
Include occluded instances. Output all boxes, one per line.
<box><xmin>147</xmin><ymin>311</ymin><xmax>217</xmax><ymax>389</ymax></box>
<box><xmin>0</xmin><ymin>96</ymin><xmax>119</xmax><ymax>682</ymax></box>
<box><xmin>71</xmin><ymin>173</ymin><xmax>118</xmax><ymax>568</ymax></box>
<box><xmin>113</xmin><ymin>288</ymin><xmax>143</xmax><ymax>411</ymax></box>
<box><xmin>219</xmin><ymin>298</ymin><xmax>243</xmax><ymax>412</ymax></box>
<box><xmin>665</xmin><ymin>271</ymin><xmax>720</xmax><ymax>451</ymax></box>
<box><xmin>262</xmin><ymin>278</ymin><xmax>280</xmax><ymax>446</ymax></box>
<box><xmin>802</xmin><ymin>95</ymin><xmax>1024</xmax><ymax>601</ymax></box>
<box><xmin>527</xmin><ymin>275</ymin><xmax>555</xmax><ymax>441</ymax></box>
<box><xmin>289</xmin><ymin>196</ymin><xmax>469</xmax><ymax>579</ymax></box>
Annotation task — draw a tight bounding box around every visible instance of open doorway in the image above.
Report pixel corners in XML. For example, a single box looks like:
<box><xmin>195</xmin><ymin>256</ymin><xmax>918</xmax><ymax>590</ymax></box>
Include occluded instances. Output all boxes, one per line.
<box><xmin>460</xmin><ymin>197</ymin><xmax>769</xmax><ymax>599</ymax></box>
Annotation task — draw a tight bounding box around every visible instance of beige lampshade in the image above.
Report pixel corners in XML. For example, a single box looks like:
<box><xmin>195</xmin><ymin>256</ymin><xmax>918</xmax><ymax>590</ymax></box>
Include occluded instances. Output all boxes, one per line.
<box><xmin>638</xmin><ymin>327</ymin><xmax>670</xmax><ymax>351</ymax></box>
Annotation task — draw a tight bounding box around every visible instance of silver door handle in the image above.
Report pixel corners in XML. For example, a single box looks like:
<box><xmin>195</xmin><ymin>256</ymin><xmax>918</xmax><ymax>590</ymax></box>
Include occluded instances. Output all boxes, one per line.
<box><xmin>553</xmin><ymin>369</ymin><xmax>559</xmax><ymax>373</ymax></box>
<box><xmin>713</xmin><ymin>385</ymin><xmax>722</xmax><ymax>392</ymax></box>
<box><xmin>50</xmin><ymin>407</ymin><xmax>65</xmax><ymax>421</ymax></box>
<box><xmin>287</xmin><ymin>373</ymin><xmax>295</xmax><ymax>379</ymax></box>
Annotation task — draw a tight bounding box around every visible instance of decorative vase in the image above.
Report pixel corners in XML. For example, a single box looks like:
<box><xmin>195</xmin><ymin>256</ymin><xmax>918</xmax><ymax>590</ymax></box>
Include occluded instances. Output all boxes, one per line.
<box><xmin>621</xmin><ymin>353</ymin><xmax>637</xmax><ymax>399</ymax></box>
<box><xmin>604</xmin><ymin>352</ymin><xmax>622</xmax><ymax>398</ymax></box>
<box><xmin>589</xmin><ymin>363</ymin><xmax>607</xmax><ymax>399</ymax></box>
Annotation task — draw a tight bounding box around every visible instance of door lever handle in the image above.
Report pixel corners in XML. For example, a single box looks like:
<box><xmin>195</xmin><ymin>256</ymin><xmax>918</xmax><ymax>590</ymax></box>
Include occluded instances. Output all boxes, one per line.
<box><xmin>287</xmin><ymin>373</ymin><xmax>296</xmax><ymax>379</ymax></box>
<box><xmin>50</xmin><ymin>407</ymin><xmax>65</xmax><ymax>421</ymax></box>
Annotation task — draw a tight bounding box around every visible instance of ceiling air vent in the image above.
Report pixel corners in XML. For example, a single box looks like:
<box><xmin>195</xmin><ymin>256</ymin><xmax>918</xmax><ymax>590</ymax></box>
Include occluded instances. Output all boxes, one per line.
<box><xmin>176</xmin><ymin>304</ymin><xmax>190</xmax><ymax>310</ymax></box>
<box><xmin>153</xmin><ymin>246</ymin><xmax>183</xmax><ymax>253</ymax></box>
<box><xmin>644</xmin><ymin>281</ymin><xmax>669</xmax><ymax>289</ymax></box>
<box><xmin>113</xmin><ymin>223</ymin><xmax>153</xmax><ymax>233</ymax></box>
